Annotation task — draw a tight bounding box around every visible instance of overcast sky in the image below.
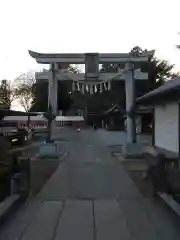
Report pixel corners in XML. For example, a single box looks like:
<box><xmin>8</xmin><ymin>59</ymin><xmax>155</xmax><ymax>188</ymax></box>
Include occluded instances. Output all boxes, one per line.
<box><xmin>0</xmin><ymin>0</ymin><xmax>180</xmax><ymax>81</ymax></box>
<box><xmin>0</xmin><ymin>0</ymin><xmax>180</xmax><ymax>110</ymax></box>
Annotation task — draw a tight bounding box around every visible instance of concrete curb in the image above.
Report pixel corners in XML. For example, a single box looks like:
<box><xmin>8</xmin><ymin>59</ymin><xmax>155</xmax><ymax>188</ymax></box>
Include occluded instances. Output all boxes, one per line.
<box><xmin>158</xmin><ymin>193</ymin><xmax>180</xmax><ymax>218</ymax></box>
<box><xmin>0</xmin><ymin>193</ymin><xmax>27</xmax><ymax>227</ymax></box>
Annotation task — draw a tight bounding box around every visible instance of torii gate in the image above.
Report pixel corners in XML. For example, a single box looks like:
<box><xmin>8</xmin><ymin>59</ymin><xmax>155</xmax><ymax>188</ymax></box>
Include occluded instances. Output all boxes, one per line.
<box><xmin>28</xmin><ymin>50</ymin><xmax>154</xmax><ymax>144</ymax></box>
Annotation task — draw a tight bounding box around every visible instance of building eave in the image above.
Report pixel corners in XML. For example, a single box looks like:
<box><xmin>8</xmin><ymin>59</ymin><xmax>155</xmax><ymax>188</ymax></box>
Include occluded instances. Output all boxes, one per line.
<box><xmin>135</xmin><ymin>76</ymin><xmax>180</xmax><ymax>106</ymax></box>
<box><xmin>136</xmin><ymin>89</ymin><xmax>180</xmax><ymax>106</ymax></box>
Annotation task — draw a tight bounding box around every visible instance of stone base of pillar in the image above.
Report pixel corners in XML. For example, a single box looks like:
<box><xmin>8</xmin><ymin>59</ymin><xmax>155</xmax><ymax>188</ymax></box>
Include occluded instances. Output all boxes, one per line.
<box><xmin>37</xmin><ymin>142</ymin><xmax>59</xmax><ymax>159</ymax></box>
<box><xmin>122</xmin><ymin>143</ymin><xmax>144</xmax><ymax>159</ymax></box>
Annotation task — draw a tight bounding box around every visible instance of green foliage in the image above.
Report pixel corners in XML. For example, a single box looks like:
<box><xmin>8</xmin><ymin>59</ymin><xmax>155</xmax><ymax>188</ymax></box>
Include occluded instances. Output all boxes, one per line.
<box><xmin>130</xmin><ymin>46</ymin><xmax>178</xmax><ymax>89</ymax></box>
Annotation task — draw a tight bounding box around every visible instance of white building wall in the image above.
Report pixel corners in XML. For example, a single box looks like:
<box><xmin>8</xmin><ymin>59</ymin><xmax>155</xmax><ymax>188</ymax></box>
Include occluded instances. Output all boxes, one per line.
<box><xmin>155</xmin><ymin>102</ymin><xmax>179</xmax><ymax>153</ymax></box>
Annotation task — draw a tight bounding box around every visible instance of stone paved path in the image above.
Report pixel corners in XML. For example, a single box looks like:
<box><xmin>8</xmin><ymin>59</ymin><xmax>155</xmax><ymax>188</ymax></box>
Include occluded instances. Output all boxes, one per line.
<box><xmin>0</xmin><ymin>129</ymin><xmax>180</xmax><ymax>239</ymax></box>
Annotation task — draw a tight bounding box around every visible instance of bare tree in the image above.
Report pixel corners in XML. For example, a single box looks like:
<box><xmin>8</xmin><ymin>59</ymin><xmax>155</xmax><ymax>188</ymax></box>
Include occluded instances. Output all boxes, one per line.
<box><xmin>14</xmin><ymin>72</ymin><xmax>35</xmax><ymax>88</ymax></box>
<box><xmin>14</xmin><ymin>72</ymin><xmax>35</xmax><ymax>112</ymax></box>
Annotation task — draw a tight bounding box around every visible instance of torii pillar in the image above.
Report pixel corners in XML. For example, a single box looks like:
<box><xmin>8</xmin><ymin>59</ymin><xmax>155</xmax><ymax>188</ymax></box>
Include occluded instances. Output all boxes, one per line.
<box><xmin>48</xmin><ymin>63</ymin><xmax>58</xmax><ymax>139</ymax></box>
<box><xmin>48</xmin><ymin>62</ymin><xmax>69</xmax><ymax>115</ymax></box>
<box><xmin>124</xmin><ymin>62</ymin><xmax>136</xmax><ymax>143</ymax></box>
<box><xmin>48</xmin><ymin>63</ymin><xmax>58</xmax><ymax>115</ymax></box>
<box><xmin>122</xmin><ymin>63</ymin><xmax>142</xmax><ymax>158</ymax></box>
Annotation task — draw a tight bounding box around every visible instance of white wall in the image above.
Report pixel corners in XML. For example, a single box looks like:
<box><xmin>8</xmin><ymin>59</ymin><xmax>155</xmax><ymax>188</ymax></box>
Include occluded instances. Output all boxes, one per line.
<box><xmin>155</xmin><ymin>102</ymin><xmax>179</xmax><ymax>153</ymax></box>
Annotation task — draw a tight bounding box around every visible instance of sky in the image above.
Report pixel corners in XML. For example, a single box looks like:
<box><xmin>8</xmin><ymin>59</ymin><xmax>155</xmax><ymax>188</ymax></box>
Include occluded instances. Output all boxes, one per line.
<box><xmin>0</xmin><ymin>0</ymin><xmax>180</xmax><ymax>109</ymax></box>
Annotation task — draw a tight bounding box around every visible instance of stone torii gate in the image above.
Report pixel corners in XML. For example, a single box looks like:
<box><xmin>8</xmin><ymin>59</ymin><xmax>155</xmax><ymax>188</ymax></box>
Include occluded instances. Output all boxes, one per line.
<box><xmin>29</xmin><ymin>50</ymin><xmax>154</xmax><ymax>147</ymax></box>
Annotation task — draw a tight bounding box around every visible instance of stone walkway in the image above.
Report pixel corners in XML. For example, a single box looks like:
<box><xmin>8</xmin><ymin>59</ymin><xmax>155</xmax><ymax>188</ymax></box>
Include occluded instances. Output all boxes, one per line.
<box><xmin>0</xmin><ymin>129</ymin><xmax>180</xmax><ymax>239</ymax></box>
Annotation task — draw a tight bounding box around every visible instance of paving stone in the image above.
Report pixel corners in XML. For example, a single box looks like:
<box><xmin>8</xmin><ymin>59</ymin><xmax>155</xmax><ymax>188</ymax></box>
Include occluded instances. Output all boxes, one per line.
<box><xmin>54</xmin><ymin>200</ymin><xmax>94</xmax><ymax>240</ymax></box>
<box><xmin>0</xmin><ymin>199</ymin><xmax>41</xmax><ymax>240</ymax></box>
<box><xmin>94</xmin><ymin>200</ymin><xmax>131</xmax><ymax>240</ymax></box>
<box><xmin>118</xmin><ymin>196</ymin><xmax>180</xmax><ymax>240</ymax></box>
<box><xmin>37</xmin><ymin>160</ymin><xmax>140</xmax><ymax>201</ymax></box>
<box><xmin>21</xmin><ymin>201</ymin><xmax>63</xmax><ymax>240</ymax></box>
<box><xmin>142</xmin><ymin>197</ymin><xmax>180</xmax><ymax>239</ymax></box>
<box><xmin>118</xmin><ymin>197</ymin><xmax>157</xmax><ymax>240</ymax></box>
